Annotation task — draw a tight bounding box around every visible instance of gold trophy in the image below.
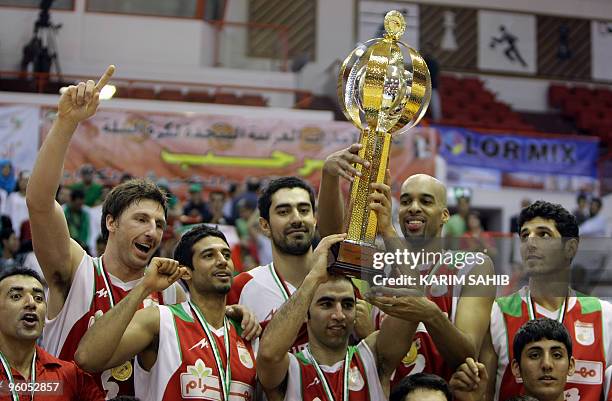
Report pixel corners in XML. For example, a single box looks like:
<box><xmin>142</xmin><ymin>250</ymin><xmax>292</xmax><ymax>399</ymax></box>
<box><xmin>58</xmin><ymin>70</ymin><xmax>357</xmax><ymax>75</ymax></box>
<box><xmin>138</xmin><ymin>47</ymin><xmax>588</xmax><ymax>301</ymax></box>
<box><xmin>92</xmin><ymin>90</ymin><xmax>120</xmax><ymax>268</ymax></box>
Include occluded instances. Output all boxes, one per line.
<box><xmin>330</xmin><ymin>10</ymin><xmax>431</xmax><ymax>278</ymax></box>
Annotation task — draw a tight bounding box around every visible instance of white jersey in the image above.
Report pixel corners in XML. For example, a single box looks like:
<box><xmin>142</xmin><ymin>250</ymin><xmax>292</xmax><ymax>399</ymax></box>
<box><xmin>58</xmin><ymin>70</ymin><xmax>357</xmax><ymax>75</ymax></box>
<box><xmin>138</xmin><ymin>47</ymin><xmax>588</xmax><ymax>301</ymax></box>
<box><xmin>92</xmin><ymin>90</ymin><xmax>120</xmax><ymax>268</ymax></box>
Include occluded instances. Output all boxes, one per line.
<box><xmin>42</xmin><ymin>253</ymin><xmax>180</xmax><ymax>399</ymax></box>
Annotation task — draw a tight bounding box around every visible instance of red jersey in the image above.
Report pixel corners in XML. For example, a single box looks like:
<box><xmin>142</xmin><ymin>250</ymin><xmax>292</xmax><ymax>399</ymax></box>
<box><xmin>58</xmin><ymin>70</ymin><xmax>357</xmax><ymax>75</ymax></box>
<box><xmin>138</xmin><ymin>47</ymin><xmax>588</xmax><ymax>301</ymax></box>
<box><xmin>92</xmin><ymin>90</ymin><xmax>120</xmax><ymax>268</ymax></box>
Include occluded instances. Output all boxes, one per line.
<box><xmin>492</xmin><ymin>288</ymin><xmax>612</xmax><ymax>401</ymax></box>
<box><xmin>134</xmin><ymin>302</ymin><xmax>257</xmax><ymax>401</ymax></box>
<box><xmin>0</xmin><ymin>345</ymin><xmax>104</xmax><ymax>401</ymax></box>
<box><xmin>284</xmin><ymin>341</ymin><xmax>385</xmax><ymax>401</ymax></box>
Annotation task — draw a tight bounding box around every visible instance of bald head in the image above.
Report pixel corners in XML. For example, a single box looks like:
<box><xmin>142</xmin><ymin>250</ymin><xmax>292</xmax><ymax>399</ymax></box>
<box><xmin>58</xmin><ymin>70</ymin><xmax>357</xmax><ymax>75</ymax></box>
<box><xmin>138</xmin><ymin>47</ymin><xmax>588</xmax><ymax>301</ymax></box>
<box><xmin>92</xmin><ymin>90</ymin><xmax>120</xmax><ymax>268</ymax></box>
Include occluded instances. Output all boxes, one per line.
<box><xmin>401</xmin><ymin>174</ymin><xmax>447</xmax><ymax>207</ymax></box>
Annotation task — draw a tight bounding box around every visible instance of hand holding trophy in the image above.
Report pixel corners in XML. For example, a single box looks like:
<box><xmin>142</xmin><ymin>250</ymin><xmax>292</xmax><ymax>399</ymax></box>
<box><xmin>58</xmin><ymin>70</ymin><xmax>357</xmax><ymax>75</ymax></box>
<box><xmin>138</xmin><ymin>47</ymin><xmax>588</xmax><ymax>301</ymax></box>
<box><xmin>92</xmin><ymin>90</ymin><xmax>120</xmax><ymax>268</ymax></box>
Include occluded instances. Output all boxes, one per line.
<box><xmin>330</xmin><ymin>10</ymin><xmax>431</xmax><ymax>278</ymax></box>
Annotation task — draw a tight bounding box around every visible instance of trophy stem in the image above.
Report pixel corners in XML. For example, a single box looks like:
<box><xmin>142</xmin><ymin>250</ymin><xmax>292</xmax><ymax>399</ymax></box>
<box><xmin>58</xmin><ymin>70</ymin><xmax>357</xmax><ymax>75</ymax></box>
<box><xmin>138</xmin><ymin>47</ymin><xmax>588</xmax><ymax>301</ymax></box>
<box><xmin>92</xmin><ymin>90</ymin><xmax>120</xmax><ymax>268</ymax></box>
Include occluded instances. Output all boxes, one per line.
<box><xmin>345</xmin><ymin>128</ymin><xmax>392</xmax><ymax>244</ymax></box>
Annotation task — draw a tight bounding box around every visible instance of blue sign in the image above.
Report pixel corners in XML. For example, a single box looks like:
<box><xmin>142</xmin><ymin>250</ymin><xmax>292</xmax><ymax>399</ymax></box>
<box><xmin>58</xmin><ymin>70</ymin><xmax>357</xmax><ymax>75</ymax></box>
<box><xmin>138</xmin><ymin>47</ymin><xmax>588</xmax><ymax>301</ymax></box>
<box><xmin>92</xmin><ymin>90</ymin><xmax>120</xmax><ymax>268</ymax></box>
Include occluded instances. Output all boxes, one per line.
<box><xmin>437</xmin><ymin>126</ymin><xmax>599</xmax><ymax>177</ymax></box>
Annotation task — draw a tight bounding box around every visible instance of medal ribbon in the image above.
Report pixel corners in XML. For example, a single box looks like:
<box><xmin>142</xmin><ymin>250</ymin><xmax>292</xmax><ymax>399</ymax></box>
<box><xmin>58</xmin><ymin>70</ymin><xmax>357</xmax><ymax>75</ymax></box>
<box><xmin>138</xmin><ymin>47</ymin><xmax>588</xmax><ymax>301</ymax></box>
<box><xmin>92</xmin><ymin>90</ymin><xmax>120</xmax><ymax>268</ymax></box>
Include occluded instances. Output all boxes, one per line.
<box><xmin>305</xmin><ymin>346</ymin><xmax>356</xmax><ymax>401</ymax></box>
<box><xmin>96</xmin><ymin>257</ymin><xmax>116</xmax><ymax>308</ymax></box>
<box><xmin>190</xmin><ymin>302</ymin><xmax>231</xmax><ymax>401</ymax></box>
<box><xmin>0</xmin><ymin>349</ymin><xmax>36</xmax><ymax>401</ymax></box>
<box><xmin>526</xmin><ymin>288</ymin><xmax>569</xmax><ymax>323</ymax></box>
<box><xmin>268</xmin><ymin>263</ymin><xmax>292</xmax><ymax>301</ymax></box>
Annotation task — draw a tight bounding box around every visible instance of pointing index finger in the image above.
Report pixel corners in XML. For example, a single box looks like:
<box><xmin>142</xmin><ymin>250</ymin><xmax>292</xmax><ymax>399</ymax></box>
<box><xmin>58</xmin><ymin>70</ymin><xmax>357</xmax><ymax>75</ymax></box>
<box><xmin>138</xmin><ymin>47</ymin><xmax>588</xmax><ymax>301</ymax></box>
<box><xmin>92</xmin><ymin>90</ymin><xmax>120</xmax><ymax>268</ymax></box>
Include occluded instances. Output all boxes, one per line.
<box><xmin>95</xmin><ymin>65</ymin><xmax>116</xmax><ymax>91</ymax></box>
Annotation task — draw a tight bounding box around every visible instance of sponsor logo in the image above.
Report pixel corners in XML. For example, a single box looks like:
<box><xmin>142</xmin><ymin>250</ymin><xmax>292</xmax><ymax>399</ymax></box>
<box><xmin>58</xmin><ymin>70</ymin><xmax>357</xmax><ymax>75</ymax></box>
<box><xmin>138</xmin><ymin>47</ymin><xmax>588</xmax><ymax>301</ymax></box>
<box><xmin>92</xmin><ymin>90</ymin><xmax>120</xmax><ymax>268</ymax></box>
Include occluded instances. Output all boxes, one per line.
<box><xmin>180</xmin><ymin>358</ymin><xmax>254</xmax><ymax>400</ymax></box>
<box><xmin>189</xmin><ymin>338</ymin><xmax>210</xmax><ymax>351</ymax></box>
<box><xmin>567</xmin><ymin>360</ymin><xmax>602</xmax><ymax>385</ymax></box>
<box><xmin>96</xmin><ymin>289</ymin><xmax>108</xmax><ymax>298</ymax></box>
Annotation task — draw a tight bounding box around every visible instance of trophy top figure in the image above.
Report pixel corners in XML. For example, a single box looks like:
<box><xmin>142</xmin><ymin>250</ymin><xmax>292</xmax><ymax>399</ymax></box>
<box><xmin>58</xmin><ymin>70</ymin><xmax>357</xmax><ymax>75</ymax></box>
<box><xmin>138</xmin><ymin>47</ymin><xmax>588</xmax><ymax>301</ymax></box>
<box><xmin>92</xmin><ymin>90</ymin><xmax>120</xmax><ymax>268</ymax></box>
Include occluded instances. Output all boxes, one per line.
<box><xmin>338</xmin><ymin>10</ymin><xmax>431</xmax><ymax>137</ymax></box>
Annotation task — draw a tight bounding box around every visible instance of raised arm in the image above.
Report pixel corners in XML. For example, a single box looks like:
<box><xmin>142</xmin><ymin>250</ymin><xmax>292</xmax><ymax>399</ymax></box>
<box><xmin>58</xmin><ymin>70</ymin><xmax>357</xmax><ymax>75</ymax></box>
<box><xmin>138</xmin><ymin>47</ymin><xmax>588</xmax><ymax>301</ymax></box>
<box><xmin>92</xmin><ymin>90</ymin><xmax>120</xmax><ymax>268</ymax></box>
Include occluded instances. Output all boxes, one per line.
<box><xmin>256</xmin><ymin>233</ymin><xmax>346</xmax><ymax>395</ymax></box>
<box><xmin>317</xmin><ymin>144</ymin><xmax>369</xmax><ymax>237</ymax></box>
<box><xmin>75</xmin><ymin>257</ymin><xmax>186</xmax><ymax>372</ymax></box>
<box><xmin>26</xmin><ymin>66</ymin><xmax>115</xmax><ymax>305</ymax></box>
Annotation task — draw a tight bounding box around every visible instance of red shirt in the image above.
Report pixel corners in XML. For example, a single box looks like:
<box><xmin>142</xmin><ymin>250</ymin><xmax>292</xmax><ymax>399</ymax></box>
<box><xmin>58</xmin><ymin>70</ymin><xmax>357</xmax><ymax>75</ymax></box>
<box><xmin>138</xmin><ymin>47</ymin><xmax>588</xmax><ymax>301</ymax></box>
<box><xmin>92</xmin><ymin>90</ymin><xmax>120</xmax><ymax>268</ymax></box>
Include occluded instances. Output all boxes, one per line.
<box><xmin>0</xmin><ymin>345</ymin><xmax>104</xmax><ymax>401</ymax></box>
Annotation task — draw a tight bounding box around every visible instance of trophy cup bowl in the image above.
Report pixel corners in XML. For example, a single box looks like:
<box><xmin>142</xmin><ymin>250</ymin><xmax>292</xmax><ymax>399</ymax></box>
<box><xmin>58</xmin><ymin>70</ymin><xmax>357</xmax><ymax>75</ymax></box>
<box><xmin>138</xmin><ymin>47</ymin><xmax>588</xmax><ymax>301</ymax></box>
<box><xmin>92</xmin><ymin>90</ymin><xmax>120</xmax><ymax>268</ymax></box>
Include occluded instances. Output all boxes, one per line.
<box><xmin>329</xmin><ymin>10</ymin><xmax>431</xmax><ymax>279</ymax></box>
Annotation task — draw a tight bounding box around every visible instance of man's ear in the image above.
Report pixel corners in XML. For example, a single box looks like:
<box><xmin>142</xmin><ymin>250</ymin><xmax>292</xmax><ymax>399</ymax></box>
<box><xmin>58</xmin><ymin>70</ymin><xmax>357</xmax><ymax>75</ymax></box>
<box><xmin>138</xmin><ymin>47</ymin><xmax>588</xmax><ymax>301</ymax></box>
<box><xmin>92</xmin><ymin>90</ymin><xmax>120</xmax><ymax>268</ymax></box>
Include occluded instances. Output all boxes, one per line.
<box><xmin>441</xmin><ymin>207</ymin><xmax>450</xmax><ymax>225</ymax></box>
<box><xmin>511</xmin><ymin>359</ymin><xmax>522</xmax><ymax>380</ymax></box>
<box><xmin>564</xmin><ymin>238</ymin><xmax>579</xmax><ymax>261</ymax></box>
<box><xmin>106</xmin><ymin>214</ymin><xmax>117</xmax><ymax>235</ymax></box>
<box><xmin>181</xmin><ymin>267</ymin><xmax>193</xmax><ymax>282</ymax></box>
<box><xmin>259</xmin><ymin>217</ymin><xmax>271</xmax><ymax>239</ymax></box>
<box><xmin>568</xmin><ymin>356</ymin><xmax>576</xmax><ymax>376</ymax></box>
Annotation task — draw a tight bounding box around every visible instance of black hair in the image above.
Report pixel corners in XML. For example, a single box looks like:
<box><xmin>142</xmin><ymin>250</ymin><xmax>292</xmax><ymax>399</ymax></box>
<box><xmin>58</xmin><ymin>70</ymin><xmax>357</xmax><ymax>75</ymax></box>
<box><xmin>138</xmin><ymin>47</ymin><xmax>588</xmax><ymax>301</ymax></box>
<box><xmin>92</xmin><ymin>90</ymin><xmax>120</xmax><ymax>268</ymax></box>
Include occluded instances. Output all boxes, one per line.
<box><xmin>518</xmin><ymin>200</ymin><xmax>579</xmax><ymax>238</ymax></box>
<box><xmin>513</xmin><ymin>318</ymin><xmax>572</xmax><ymax>364</ymax></box>
<box><xmin>70</xmin><ymin>188</ymin><xmax>85</xmax><ymax>201</ymax></box>
<box><xmin>0</xmin><ymin>266</ymin><xmax>46</xmax><ymax>289</ymax></box>
<box><xmin>101</xmin><ymin>179</ymin><xmax>168</xmax><ymax>240</ymax></box>
<box><xmin>591</xmin><ymin>197</ymin><xmax>602</xmax><ymax>208</ymax></box>
<box><xmin>389</xmin><ymin>373</ymin><xmax>452</xmax><ymax>401</ymax></box>
<box><xmin>257</xmin><ymin>176</ymin><xmax>316</xmax><ymax>221</ymax></box>
<box><xmin>0</xmin><ymin>226</ymin><xmax>14</xmax><ymax>242</ymax></box>
<box><xmin>173</xmin><ymin>224</ymin><xmax>229</xmax><ymax>270</ymax></box>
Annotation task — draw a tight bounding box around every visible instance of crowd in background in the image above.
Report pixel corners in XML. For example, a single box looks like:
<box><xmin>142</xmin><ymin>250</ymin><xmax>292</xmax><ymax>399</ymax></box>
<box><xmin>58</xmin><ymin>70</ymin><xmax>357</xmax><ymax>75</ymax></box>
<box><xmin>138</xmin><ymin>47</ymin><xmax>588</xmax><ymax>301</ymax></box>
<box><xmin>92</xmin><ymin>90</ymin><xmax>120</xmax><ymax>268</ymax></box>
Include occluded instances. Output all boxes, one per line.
<box><xmin>0</xmin><ymin>158</ymin><xmax>607</xmax><ymax>277</ymax></box>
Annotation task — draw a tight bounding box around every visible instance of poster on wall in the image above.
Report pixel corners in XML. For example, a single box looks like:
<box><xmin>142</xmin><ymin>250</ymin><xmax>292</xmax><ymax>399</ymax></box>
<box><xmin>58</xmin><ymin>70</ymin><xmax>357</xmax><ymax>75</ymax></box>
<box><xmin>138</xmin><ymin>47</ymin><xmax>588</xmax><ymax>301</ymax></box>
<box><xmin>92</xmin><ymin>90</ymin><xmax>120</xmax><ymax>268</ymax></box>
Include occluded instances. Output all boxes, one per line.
<box><xmin>419</xmin><ymin>5</ymin><xmax>477</xmax><ymax>70</ymax></box>
<box><xmin>478</xmin><ymin>10</ymin><xmax>537</xmax><ymax>74</ymax></box>
<box><xmin>358</xmin><ymin>1</ymin><xmax>419</xmax><ymax>47</ymax></box>
<box><xmin>591</xmin><ymin>20</ymin><xmax>612</xmax><ymax>81</ymax></box>
<box><xmin>0</xmin><ymin>105</ymin><xmax>40</xmax><ymax>173</ymax></box>
<box><xmin>537</xmin><ymin>16</ymin><xmax>591</xmax><ymax>80</ymax></box>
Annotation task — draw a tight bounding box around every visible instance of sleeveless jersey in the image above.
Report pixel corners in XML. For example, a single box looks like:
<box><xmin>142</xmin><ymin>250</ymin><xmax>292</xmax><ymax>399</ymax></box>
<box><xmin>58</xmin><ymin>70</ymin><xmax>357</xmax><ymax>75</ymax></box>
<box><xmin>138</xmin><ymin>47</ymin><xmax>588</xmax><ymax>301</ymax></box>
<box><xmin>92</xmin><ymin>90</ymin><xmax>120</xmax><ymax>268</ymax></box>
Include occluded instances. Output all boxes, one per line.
<box><xmin>492</xmin><ymin>287</ymin><xmax>612</xmax><ymax>401</ymax></box>
<box><xmin>134</xmin><ymin>302</ymin><xmax>257</xmax><ymax>401</ymax></box>
<box><xmin>42</xmin><ymin>253</ymin><xmax>180</xmax><ymax>399</ymax></box>
<box><xmin>284</xmin><ymin>341</ymin><xmax>385</xmax><ymax>401</ymax></box>
<box><xmin>228</xmin><ymin>263</ymin><xmax>308</xmax><ymax>353</ymax></box>
<box><xmin>381</xmin><ymin>262</ymin><xmax>467</xmax><ymax>386</ymax></box>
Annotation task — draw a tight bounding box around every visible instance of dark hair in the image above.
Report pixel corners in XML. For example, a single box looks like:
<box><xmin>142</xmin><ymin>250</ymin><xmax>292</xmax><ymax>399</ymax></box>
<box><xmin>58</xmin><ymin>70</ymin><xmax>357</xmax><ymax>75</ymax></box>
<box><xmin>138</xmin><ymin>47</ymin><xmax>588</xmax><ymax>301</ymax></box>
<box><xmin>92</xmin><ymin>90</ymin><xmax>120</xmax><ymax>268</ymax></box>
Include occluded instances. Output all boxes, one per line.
<box><xmin>258</xmin><ymin>176</ymin><xmax>316</xmax><ymax>221</ymax></box>
<box><xmin>0</xmin><ymin>266</ymin><xmax>46</xmax><ymax>288</ymax></box>
<box><xmin>100</xmin><ymin>179</ymin><xmax>168</xmax><ymax>240</ymax></box>
<box><xmin>173</xmin><ymin>225</ymin><xmax>229</xmax><ymax>270</ymax></box>
<box><xmin>518</xmin><ymin>200</ymin><xmax>578</xmax><ymax>238</ymax></box>
<box><xmin>0</xmin><ymin>227</ymin><xmax>14</xmax><ymax>242</ymax></box>
<box><xmin>591</xmin><ymin>197</ymin><xmax>602</xmax><ymax>208</ymax></box>
<box><xmin>513</xmin><ymin>318</ymin><xmax>572</xmax><ymax>364</ymax></box>
<box><xmin>576</xmin><ymin>193</ymin><xmax>587</xmax><ymax>203</ymax></box>
<box><xmin>390</xmin><ymin>373</ymin><xmax>452</xmax><ymax>401</ymax></box>
<box><xmin>70</xmin><ymin>188</ymin><xmax>85</xmax><ymax>201</ymax></box>
<box><xmin>209</xmin><ymin>190</ymin><xmax>226</xmax><ymax>200</ymax></box>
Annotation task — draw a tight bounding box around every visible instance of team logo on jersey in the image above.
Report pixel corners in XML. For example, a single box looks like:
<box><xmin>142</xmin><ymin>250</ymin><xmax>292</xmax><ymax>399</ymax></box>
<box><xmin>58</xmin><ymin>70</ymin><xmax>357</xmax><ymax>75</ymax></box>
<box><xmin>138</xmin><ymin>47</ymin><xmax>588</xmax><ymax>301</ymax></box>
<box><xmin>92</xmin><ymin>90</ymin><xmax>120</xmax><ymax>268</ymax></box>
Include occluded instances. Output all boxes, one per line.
<box><xmin>237</xmin><ymin>342</ymin><xmax>253</xmax><ymax>369</ymax></box>
<box><xmin>402</xmin><ymin>340</ymin><xmax>420</xmax><ymax>365</ymax></box>
<box><xmin>348</xmin><ymin>366</ymin><xmax>364</xmax><ymax>391</ymax></box>
<box><xmin>564</xmin><ymin>387</ymin><xmax>581</xmax><ymax>401</ymax></box>
<box><xmin>574</xmin><ymin>321</ymin><xmax>595</xmax><ymax>346</ymax></box>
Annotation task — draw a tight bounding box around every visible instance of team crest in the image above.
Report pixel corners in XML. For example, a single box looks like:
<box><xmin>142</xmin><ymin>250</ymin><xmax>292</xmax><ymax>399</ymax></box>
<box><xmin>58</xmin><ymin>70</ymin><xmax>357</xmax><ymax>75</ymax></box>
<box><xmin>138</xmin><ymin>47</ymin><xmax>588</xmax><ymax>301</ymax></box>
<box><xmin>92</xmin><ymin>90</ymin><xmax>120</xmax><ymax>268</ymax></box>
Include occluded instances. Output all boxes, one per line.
<box><xmin>237</xmin><ymin>342</ymin><xmax>253</xmax><ymax>369</ymax></box>
<box><xmin>564</xmin><ymin>387</ymin><xmax>580</xmax><ymax>401</ymax></box>
<box><xmin>348</xmin><ymin>366</ymin><xmax>364</xmax><ymax>391</ymax></box>
<box><xmin>402</xmin><ymin>341</ymin><xmax>419</xmax><ymax>365</ymax></box>
<box><xmin>574</xmin><ymin>321</ymin><xmax>594</xmax><ymax>346</ymax></box>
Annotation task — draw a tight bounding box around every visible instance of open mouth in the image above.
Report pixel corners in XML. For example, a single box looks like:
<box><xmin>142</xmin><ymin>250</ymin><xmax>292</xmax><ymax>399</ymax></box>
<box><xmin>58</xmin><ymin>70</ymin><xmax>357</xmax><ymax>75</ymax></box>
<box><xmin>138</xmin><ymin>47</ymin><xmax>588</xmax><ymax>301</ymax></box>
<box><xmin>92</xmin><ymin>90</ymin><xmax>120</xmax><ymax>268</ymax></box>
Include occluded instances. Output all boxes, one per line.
<box><xmin>404</xmin><ymin>217</ymin><xmax>426</xmax><ymax>232</ymax></box>
<box><xmin>21</xmin><ymin>313</ymin><xmax>39</xmax><ymax>327</ymax></box>
<box><xmin>134</xmin><ymin>242</ymin><xmax>152</xmax><ymax>254</ymax></box>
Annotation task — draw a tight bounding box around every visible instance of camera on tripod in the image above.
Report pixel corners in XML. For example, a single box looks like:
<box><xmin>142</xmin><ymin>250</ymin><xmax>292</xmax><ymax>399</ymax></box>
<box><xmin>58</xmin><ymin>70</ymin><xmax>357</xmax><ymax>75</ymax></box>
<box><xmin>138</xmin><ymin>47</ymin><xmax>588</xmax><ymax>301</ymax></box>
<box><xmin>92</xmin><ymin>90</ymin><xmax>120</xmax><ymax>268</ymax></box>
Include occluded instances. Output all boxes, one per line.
<box><xmin>20</xmin><ymin>0</ymin><xmax>62</xmax><ymax>75</ymax></box>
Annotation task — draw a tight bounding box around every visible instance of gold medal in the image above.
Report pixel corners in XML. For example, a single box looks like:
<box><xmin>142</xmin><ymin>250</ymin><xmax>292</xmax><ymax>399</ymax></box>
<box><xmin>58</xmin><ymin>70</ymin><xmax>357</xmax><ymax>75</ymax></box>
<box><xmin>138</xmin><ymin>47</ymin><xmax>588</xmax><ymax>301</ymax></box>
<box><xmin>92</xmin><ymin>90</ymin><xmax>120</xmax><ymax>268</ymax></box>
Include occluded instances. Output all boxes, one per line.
<box><xmin>111</xmin><ymin>361</ymin><xmax>133</xmax><ymax>381</ymax></box>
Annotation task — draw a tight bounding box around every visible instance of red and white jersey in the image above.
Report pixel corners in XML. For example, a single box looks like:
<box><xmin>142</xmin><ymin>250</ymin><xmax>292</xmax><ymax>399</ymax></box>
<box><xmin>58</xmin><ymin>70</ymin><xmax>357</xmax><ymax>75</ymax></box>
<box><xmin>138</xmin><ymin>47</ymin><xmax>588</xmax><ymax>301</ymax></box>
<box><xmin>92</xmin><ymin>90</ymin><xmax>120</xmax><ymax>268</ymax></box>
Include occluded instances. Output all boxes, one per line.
<box><xmin>134</xmin><ymin>302</ymin><xmax>257</xmax><ymax>401</ymax></box>
<box><xmin>284</xmin><ymin>341</ymin><xmax>385</xmax><ymax>401</ymax></box>
<box><xmin>42</xmin><ymin>253</ymin><xmax>180</xmax><ymax>399</ymax></box>
<box><xmin>375</xmin><ymin>262</ymin><xmax>469</xmax><ymax>385</ymax></box>
<box><xmin>491</xmin><ymin>287</ymin><xmax>612</xmax><ymax>401</ymax></box>
<box><xmin>228</xmin><ymin>263</ymin><xmax>308</xmax><ymax>353</ymax></box>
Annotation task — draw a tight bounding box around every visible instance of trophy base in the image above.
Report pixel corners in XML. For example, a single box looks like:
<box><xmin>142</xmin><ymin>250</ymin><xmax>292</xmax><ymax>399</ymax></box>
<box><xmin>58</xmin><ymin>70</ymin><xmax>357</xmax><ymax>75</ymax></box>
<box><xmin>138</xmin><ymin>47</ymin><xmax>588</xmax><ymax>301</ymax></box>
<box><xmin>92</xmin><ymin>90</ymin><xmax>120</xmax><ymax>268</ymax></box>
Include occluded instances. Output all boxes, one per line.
<box><xmin>329</xmin><ymin>240</ymin><xmax>383</xmax><ymax>279</ymax></box>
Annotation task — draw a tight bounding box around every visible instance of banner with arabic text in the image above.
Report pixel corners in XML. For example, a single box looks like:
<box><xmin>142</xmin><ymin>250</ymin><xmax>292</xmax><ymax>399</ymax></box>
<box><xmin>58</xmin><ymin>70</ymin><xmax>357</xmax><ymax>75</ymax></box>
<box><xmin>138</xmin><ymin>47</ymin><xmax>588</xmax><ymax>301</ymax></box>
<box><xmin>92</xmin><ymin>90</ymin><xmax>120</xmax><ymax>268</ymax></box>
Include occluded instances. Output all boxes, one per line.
<box><xmin>41</xmin><ymin>109</ymin><xmax>437</xmax><ymax>190</ymax></box>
